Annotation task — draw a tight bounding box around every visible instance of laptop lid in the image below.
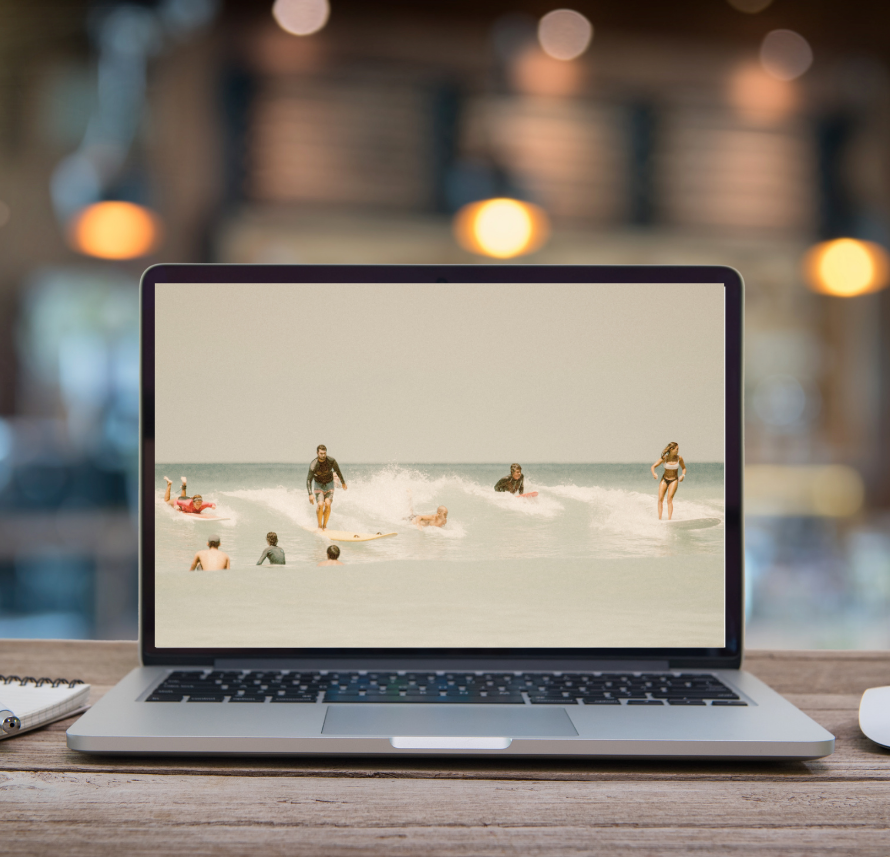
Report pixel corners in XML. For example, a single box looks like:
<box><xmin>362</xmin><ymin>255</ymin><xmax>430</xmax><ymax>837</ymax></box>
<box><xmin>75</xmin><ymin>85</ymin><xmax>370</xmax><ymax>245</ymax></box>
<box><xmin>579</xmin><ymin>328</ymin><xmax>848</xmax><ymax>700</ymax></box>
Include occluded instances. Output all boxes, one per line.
<box><xmin>140</xmin><ymin>264</ymin><xmax>743</xmax><ymax>669</ymax></box>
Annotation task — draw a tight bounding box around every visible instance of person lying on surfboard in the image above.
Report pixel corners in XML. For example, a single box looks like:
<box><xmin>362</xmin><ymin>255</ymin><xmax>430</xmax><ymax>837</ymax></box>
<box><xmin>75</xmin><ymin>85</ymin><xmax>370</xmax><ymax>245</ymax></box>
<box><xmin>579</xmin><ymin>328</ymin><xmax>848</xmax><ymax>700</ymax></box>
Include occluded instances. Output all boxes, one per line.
<box><xmin>163</xmin><ymin>476</ymin><xmax>216</xmax><ymax>515</ymax></box>
<box><xmin>494</xmin><ymin>463</ymin><xmax>524</xmax><ymax>495</ymax></box>
<box><xmin>317</xmin><ymin>545</ymin><xmax>344</xmax><ymax>566</ymax></box>
<box><xmin>189</xmin><ymin>535</ymin><xmax>231</xmax><ymax>571</ymax></box>
<box><xmin>405</xmin><ymin>490</ymin><xmax>449</xmax><ymax>528</ymax></box>
<box><xmin>307</xmin><ymin>445</ymin><xmax>348</xmax><ymax>531</ymax></box>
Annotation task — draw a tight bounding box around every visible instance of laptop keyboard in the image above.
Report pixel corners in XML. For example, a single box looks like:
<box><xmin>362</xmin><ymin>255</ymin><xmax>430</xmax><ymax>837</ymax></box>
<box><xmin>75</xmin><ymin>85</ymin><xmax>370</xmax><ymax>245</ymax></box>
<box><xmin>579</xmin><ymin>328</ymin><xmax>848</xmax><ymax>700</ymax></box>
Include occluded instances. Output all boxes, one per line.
<box><xmin>147</xmin><ymin>671</ymin><xmax>747</xmax><ymax>706</ymax></box>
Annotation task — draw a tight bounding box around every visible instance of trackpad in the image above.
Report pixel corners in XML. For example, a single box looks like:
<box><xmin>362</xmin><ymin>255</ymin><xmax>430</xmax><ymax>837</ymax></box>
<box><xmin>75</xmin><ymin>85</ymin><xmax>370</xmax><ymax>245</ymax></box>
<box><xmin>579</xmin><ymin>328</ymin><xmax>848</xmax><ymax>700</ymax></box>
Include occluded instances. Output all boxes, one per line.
<box><xmin>322</xmin><ymin>706</ymin><xmax>577</xmax><ymax>737</ymax></box>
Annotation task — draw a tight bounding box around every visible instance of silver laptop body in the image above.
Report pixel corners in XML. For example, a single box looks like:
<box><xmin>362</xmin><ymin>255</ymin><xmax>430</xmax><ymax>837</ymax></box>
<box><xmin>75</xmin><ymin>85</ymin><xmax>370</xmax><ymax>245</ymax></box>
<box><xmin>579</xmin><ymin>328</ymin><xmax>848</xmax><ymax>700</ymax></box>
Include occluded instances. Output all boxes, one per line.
<box><xmin>68</xmin><ymin>264</ymin><xmax>834</xmax><ymax>760</ymax></box>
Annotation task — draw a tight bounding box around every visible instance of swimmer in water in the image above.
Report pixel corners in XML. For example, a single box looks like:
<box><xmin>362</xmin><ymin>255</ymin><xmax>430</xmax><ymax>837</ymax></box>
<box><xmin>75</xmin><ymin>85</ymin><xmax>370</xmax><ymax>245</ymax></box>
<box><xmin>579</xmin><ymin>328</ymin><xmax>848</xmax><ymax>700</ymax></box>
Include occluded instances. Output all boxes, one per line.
<box><xmin>650</xmin><ymin>441</ymin><xmax>686</xmax><ymax>520</ymax></box>
<box><xmin>494</xmin><ymin>463</ymin><xmax>524</xmax><ymax>495</ymax></box>
<box><xmin>406</xmin><ymin>490</ymin><xmax>448</xmax><ymax>528</ymax></box>
<box><xmin>189</xmin><ymin>536</ymin><xmax>231</xmax><ymax>571</ymax></box>
<box><xmin>256</xmin><ymin>532</ymin><xmax>286</xmax><ymax>566</ymax></box>
<box><xmin>163</xmin><ymin>476</ymin><xmax>216</xmax><ymax>515</ymax></box>
<box><xmin>318</xmin><ymin>545</ymin><xmax>343</xmax><ymax>566</ymax></box>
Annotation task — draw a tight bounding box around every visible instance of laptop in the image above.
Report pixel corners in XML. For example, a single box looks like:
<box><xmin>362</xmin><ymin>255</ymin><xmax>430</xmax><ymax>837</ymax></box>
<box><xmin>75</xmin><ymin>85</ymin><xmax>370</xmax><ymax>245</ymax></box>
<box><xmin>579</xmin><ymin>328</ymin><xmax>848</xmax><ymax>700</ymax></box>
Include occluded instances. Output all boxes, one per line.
<box><xmin>68</xmin><ymin>263</ymin><xmax>834</xmax><ymax>759</ymax></box>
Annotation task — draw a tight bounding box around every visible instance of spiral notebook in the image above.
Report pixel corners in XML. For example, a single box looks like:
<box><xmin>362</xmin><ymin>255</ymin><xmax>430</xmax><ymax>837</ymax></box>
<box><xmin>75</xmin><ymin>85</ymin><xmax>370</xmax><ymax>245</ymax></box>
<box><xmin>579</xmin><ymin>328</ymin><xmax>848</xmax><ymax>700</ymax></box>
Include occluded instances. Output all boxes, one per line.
<box><xmin>0</xmin><ymin>675</ymin><xmax>91</xmax><ymax>740</ymax></box>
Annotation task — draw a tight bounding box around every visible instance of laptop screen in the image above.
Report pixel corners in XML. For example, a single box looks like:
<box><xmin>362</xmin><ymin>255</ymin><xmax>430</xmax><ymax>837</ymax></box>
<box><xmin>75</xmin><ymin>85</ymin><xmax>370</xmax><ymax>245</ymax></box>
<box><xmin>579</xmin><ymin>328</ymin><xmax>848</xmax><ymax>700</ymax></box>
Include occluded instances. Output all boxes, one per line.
<box><xmin>151</xmin><ymin>279</ymin><xmax>728</xmax><ymax>651</ymax></box>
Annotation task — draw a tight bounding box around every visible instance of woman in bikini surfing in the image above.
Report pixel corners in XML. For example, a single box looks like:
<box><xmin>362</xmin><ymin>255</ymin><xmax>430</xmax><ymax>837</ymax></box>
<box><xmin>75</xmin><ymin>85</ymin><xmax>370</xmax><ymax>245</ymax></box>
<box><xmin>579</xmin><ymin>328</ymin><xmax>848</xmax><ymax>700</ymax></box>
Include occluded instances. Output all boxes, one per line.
<box><xmin>650</xmin><ymin>441</ymin><xmax>686</xmax><ymax>520</ymax></box>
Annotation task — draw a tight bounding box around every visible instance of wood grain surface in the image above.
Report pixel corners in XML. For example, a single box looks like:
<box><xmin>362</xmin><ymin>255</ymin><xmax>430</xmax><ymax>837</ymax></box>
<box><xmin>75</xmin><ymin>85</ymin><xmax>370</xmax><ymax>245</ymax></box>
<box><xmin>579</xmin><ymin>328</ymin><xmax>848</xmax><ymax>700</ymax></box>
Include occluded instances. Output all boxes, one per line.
<box><xmin>1</xmin><ymin>641</ymin><xmax>889</xmax><ymax>855</ymax></box>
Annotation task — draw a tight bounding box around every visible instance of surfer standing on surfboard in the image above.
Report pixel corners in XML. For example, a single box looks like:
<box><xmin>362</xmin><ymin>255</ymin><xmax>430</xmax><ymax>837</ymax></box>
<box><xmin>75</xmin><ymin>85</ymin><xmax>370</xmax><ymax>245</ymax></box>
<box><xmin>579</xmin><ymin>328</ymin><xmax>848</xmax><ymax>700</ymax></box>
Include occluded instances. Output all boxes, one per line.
<box><xmin>307</xmin><ymin>445</ymin><xmax>348</xmax><ymax>531</ymax></box>
<box><xmin>163</xmin><ymin>476</ymin><xmax>216</xmax><ymax>515</ymax></box>
<box><xmin>494</xmin><ymin>464</ymin><xmax>525</xmax><ymax>495</ymax></box>
<box><xmin>650</xmin><ymin>442</ymin><xmax>686</xmax><ymax>520</ymax></box>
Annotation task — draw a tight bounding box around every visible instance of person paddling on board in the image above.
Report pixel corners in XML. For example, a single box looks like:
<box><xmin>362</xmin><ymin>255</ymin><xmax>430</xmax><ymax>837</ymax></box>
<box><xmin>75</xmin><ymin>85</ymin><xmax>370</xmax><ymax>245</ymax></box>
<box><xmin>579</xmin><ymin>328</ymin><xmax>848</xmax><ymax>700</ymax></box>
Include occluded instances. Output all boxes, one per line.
<box><xmin>189</xmin><ymin>535</ymin><xmax>231</xmax><ymax>570</ymax></box>
<box><xmin>650</xmin><ymin>441</ymin><xmax>686</xmax><ymax>520</ymax></box>
<box><xmin>163</xmin><ymin>476</ymin><xmax>216</xmax><ymax>515</ymax></box>
<box><xmin>307</xmin><ymin>445</ymin><xmax>347</xmax><ymax>531</ymax></box>
<box><xmin>406</xmin><ymin>489</ymin><xmax>448</xmax><ymax>528</ymax></box>
<box><xmin>494</xmin><ymin>463</ymin><xmax>525</xmax><ymax>495</ymax></box>
<box><xmin>256</xmin><ymin>532</ymin><xmax>286</xmax><ymax>566</ymax></box>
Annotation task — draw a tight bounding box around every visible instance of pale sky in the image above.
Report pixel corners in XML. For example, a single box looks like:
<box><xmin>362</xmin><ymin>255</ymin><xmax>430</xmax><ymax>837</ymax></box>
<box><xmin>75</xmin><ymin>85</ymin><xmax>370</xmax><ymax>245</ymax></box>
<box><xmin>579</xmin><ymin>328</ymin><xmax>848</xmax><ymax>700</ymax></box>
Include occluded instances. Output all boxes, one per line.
<box><xmin>155</xmin><ymin>281</ymin><xmax>724</xmax><ymax>463</ymax></box>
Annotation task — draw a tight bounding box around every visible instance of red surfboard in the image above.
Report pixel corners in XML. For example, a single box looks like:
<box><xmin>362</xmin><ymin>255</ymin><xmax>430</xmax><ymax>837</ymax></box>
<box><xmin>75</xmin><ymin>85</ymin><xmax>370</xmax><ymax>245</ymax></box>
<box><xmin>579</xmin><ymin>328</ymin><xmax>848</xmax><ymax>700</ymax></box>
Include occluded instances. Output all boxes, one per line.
<box><xmin>519</xmin><ymin>492</ymin><xmax>538</xmax><ymax>498</ymax></box>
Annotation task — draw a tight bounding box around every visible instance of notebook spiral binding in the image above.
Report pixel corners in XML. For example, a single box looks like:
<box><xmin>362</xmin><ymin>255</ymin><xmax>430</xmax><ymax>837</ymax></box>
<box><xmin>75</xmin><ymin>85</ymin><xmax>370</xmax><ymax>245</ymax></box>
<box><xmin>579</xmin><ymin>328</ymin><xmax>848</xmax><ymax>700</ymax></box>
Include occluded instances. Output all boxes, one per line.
<box><xmin>0</xmin><ymin>675</ymin><xmax>85</xmax><ymax>688</ymax></box>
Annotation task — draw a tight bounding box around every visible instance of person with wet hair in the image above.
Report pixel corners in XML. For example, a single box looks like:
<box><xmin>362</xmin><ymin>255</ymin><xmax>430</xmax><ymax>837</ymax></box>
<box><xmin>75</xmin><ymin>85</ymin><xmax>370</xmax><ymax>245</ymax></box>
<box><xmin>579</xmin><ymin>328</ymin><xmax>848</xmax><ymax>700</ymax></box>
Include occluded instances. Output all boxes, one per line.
<box><xmin>494</xmin><ymin>463</ymin><xmax>525</xmax><ymax>495</ymax></box>
<box><xmin>189</xmin><ymin>536</ymin><xmax>231</xmax><ymax>571</ymax></box>
<box><xmin>307</xmin><ymin>445</ymin><xmax>348</xmax><ymax>531</ymax></box>
<box><xmin>650</xmin><ymin>441</ymin><xmax>686</xmax><ymax>520</ymax></box>
<box><xmin>318</xmin><ymin>544</ymin><xmax>343</xmax><ymax>566</ymax></box>
<box><xmin>256</xmin><ymin>531</ymin><xmax>286</xmax><ymax>566</ymax></box>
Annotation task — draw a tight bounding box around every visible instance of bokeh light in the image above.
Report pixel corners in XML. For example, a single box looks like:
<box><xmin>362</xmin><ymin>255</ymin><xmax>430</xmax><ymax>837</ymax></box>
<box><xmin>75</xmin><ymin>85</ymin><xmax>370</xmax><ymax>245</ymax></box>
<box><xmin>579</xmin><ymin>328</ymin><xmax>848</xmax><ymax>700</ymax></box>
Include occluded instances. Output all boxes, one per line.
<box><xmin>746</xmin><ymin>465</ymin><xmax>864</xmax><ymax>517</ymax></box>
<box><xmin>454</xmin><ymin>198</ymin><xmax>550</xmax><ymax>259</ymax></box>
<box><xmin>68</xmin><ymin>201</ymin><xmax>163</xmax><ymax>260</ymax></box>
<box><xmin>511</xmin><ymin>44</ymin><xmax>582</xmax><ymax>95</ymax></box>
<box><xmin>760</xmin><ymin>30</ymin><xmax>813</xmax><ymax>81</ymax></box>
<box><xmin>537</xmin><ymin>9</ymin><xmax>593</xmax><ymax>61</ymax></box>
<box><xmin>727</xmin><ymin>0</ymin><xmax>773</xmax><ymax>13</ymax></box>
<box><xmin>729</xmin><ymin>61</ymin><xmax>797</xmax><ymax>121</ymax></box>
<box><xmin>272</xmin><ymin>0</ymin><xmax>330</xmax><ymax>36</ymax></box>
<box><xmin>803</xmin><ymin>238</ymin><xmax>890</xmax><ymax>297</ymax></box>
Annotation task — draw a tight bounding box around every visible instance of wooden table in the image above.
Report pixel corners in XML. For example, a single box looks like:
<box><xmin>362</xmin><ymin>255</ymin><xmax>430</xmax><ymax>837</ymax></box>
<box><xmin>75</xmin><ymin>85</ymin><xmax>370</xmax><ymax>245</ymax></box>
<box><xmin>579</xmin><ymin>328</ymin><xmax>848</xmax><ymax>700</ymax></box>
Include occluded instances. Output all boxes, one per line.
<box><xmin>1</xmin><ymin>642</ymin><xmax>889</xmax><ymax>855</ymax></box>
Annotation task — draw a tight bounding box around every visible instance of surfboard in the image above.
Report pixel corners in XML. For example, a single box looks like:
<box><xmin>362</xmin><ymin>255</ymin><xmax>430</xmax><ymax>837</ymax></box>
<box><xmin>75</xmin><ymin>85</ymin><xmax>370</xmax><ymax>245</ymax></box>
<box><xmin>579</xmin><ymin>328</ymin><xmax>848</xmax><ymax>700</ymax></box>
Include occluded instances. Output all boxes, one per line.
<box><xmin>519</xmin><ymin>492</ymin><xmax>538</xmax><ymax>498</ymax></box>
<box><xmin>186</xmin><ymin>514</ymin><xmax>231</xmax><ymax>521</ymax></box>
<box><xmin>663</xmin><ymin>517</ymin><xmax>721</xmax><ymax>530</ymax></box>
<box><xmin>320</xmin><ymin>530</ymin><xmax>397</xmax><ymax>543</ymax></box>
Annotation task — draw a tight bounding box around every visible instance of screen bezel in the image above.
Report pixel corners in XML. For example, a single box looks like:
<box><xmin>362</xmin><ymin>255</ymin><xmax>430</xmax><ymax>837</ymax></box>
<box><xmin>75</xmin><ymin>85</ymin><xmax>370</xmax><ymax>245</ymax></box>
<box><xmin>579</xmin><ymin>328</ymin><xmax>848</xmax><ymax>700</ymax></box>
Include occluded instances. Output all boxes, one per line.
<box><xmin>140</xmin><ymin>264</ymin><xmax>743</xmax><ymax>668</ymax></box>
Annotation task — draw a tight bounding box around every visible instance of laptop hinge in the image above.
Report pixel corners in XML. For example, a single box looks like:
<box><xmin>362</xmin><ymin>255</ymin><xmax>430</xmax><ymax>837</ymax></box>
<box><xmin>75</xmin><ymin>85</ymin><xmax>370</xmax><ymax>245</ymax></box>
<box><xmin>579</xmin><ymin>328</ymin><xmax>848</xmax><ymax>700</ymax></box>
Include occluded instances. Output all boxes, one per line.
<box><xmin>214</xmin><ymin>658</ymin><xmax>671</xmax><ymax>672</ymax></box>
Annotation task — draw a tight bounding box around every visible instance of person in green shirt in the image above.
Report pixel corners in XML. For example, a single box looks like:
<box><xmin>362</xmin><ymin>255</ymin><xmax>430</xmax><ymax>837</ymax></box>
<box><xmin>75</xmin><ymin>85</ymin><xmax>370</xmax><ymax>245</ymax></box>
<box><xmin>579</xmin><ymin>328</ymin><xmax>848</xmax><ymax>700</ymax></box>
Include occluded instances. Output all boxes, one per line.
<box><xmin>256</xmin><ymin>532</ymin><xmax>286</xmax><ymax>566</ymax></box>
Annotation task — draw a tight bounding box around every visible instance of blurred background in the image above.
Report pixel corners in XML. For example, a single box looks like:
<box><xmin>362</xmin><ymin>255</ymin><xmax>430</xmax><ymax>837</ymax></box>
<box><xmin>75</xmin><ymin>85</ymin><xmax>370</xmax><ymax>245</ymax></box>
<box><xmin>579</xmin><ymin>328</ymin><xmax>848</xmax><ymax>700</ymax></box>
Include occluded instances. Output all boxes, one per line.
<box><xmin>0</xmin><ymin>0</ymin><xmax>888</xmax><ymax>647</ymax></box>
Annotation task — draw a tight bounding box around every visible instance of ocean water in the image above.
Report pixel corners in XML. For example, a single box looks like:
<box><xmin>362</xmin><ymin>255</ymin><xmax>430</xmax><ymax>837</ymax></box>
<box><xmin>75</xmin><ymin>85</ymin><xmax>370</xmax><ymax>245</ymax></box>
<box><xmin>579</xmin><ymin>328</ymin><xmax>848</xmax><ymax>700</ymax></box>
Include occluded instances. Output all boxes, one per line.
<box><xmin>154</xmin><ymin>463</ymin><xmax>724</xmax><ymax>570</ymax></box>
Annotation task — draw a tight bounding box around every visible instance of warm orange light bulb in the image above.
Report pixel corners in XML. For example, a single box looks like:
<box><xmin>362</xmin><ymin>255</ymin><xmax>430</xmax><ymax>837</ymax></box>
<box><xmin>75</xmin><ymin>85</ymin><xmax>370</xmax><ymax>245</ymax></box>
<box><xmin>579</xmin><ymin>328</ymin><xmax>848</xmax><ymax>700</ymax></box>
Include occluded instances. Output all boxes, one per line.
<box><xmin>68</xmin><ymin>202</ymin><xmax>163</xmax><ymax>260</ymax></box>
<box><xmin>453</xmin><ymin>198</ymin><xmax>550</xmax><ymax>259</ymax></box>
<box><xmin>803</xmin><ymin>238</ymin><xmax>889</xmax><ymax>297</ymax></box>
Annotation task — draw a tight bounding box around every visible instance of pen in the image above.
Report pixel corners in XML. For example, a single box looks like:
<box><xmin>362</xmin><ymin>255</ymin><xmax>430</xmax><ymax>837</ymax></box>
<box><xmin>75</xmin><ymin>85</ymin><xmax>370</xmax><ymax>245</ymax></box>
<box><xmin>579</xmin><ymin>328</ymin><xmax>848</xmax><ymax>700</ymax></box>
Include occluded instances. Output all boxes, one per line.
<box><xmin>1</xmin><ymin>708</ymin><xmax>22</xmax><ymax>734</ymax></box>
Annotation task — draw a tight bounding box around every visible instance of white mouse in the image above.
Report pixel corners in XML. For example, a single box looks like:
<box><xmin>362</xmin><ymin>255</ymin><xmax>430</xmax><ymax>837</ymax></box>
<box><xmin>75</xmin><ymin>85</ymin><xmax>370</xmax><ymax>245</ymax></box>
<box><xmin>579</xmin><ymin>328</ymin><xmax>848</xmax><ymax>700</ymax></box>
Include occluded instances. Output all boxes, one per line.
<box><xmin>859</xmin><ymin>686</ymin><xmax>890</xmax><ymax>749</ymax></box>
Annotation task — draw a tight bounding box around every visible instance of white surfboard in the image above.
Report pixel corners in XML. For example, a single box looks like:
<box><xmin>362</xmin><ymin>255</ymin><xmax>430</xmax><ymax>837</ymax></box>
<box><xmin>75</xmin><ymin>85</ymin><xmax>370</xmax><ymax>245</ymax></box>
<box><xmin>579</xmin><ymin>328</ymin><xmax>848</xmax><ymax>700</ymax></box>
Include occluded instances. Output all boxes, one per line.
<box><xmin>186</xmin><ymin>514</ymin><xmax>231</xmax><ymax>521</ymax></box>
<box><xmin>663</xmin><ymin>517</ymin><xmax>721</xmax><ymax>530</ymax></box>
<box><xmin>321</xmin><ymin>530</ymin><xmax>397</xmax><ymax>543</ymax></box>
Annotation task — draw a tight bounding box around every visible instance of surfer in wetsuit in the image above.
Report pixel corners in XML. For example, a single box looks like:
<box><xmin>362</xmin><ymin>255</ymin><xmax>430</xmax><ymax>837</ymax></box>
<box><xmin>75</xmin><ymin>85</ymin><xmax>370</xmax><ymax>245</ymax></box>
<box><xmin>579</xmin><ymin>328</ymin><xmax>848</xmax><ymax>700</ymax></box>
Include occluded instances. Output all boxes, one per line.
<box><xmin>494</xmin><ymin>464</ymin><xmax>525</xmax><ymax>495</ymax></box>
<box><xmin>256</xmin><ymin>532</ymin><xmax>286</xmax><ymax>566</ymax></box>
<box><xmin>163</xmin><ymin>476</ymin><xmax>216</xmax><ymax>515</ymax></box>
<box><xmin>650</xmin><ymin>442</ymin><xmax>686</xmax><ymax>520</ymax></box>
<box><xmin>307</xmin><ymin>445</ymin><xmax>347</xmax><ymax>531</ymax></box>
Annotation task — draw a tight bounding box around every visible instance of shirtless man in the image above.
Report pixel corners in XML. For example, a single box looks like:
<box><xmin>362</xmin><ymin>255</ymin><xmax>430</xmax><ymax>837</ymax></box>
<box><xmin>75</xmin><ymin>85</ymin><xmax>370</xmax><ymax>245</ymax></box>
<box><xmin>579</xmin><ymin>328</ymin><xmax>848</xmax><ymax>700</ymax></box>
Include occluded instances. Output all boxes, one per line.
<box><xmin>317</xmin><ymin>545</ymin><xmax>343</xmax><ymax>566</ymax></box>
<box><xmin>307</xmin><ymin>445</ymin><xmax>348</xmax><ymax>530</ymax></box>
<box><xmin>163</xmin><ymin>476</ymin><xmax>216</xmax><ymax>515</ymax></box>
<box><xmin>189</xmin><ymin>536</ymin><xmax>231</xmax><ymax>570</ymax></box>
<box><xmin>406</xmin><ymin>489</ymin><xmax>448</xmax><ymax>528</ymax></box>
